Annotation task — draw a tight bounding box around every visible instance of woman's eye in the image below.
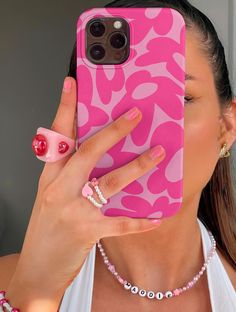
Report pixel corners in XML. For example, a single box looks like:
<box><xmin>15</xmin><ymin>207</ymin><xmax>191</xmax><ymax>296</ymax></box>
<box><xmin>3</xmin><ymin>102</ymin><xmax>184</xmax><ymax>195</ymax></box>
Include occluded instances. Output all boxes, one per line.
<box><xmin>184</xmin><ymin>96</ymin><xmax>193</xmax><ymax>104</ymax></box>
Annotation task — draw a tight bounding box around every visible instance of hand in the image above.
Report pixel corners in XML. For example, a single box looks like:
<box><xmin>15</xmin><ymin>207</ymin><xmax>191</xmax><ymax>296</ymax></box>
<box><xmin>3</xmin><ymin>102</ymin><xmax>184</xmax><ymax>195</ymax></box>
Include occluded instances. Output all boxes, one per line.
<box><xmin>7</xmin><ymin>77</ymin><xmax>166</xmax><ymax>304</ymax></box>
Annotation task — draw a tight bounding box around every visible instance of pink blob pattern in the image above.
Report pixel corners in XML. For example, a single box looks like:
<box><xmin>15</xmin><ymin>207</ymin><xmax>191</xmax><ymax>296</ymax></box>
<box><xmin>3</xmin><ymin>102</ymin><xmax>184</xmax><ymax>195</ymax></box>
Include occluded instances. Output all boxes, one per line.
<box><xmin>111</xmin><ymin>70</ymin><xmax>184</xmax><ymax>146</ymax></box>
<box><xmin>106</xmin><ymin>7</ymin><xmax>174</xmax><ymax>44</ymax></box>
<box><xmin>77</xmin><ymin>65</ymin><xmax>109</xmax><ymax>138</ymax></box>
<box><xmin>77</xmin><ymin>8</ymin><xmax>185</xmax><ymax>219</ymax></box>
<box><xmin>135</xmin><ymin>27</ymin><xmax>185</xmax><ymax>81</ymax></box>
<box><xmin>96</xmin><ymin>66</ymin><xmax>125</xmax><ymax>105</ymax></box>
<box><xmin>106</xmin><ymin>196</ymin><xmax>180</xmax><ymax>218</ymax></box>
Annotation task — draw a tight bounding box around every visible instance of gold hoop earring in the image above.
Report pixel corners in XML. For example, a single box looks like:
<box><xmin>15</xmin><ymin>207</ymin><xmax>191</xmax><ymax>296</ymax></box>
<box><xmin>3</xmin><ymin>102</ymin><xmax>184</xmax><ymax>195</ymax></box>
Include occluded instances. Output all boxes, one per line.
<box><xmin>219</xmin><ymin>143</ymin><xmax>231</xmax><ymax>158</ymax></box>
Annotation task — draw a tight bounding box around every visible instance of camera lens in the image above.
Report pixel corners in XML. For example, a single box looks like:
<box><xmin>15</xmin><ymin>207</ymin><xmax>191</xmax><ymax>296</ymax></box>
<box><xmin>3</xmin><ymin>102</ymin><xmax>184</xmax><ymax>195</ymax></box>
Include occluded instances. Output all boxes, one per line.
<box><xmin>89</xmin><ymin>44</ymin><xmax>105</xmax><ymax>61</ymax></box>
<box><xmin>110</xmin><ymin>32</ymin><xmax>127</xmax><ymax>49</ymax></box>
<box><xmin>90</xmin><ymin>20</ymin><xmax>105</xmax><ymax>37</ymax></box>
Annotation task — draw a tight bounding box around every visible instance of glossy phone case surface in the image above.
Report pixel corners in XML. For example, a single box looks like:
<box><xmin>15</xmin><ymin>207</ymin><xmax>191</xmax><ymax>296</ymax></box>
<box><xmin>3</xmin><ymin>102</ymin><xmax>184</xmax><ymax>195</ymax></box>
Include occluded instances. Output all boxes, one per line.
<box><xmin>76</xmin><ymin>7</ymin><xmax>185</xmax><ymax>219</ymax></box>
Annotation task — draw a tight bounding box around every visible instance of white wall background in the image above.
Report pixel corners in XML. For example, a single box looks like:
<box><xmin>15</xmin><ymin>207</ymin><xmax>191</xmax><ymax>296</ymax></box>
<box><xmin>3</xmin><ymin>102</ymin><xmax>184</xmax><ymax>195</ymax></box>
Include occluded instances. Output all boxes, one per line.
<box><xmin>191</xmin><ymin>0</ymin><xmax>236</xmax><ymax>93</ymax></box>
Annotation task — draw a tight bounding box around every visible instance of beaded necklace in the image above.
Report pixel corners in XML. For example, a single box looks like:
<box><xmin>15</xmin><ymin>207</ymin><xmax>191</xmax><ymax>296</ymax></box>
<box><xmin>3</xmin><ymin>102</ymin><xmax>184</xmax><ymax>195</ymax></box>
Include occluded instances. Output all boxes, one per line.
<box><xmin>96</xmin><ymin>231</ymin><xmax>216</xmax><ymax>300</ymax></box>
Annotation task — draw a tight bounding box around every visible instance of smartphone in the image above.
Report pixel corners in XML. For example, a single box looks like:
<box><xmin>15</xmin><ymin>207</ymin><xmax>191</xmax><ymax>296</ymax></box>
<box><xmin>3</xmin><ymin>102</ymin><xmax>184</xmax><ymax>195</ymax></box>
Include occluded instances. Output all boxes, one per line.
<box><xmin>76</xmin><ymin>7</ymin><xmax>185</xmax><ymax>220</ymax></box>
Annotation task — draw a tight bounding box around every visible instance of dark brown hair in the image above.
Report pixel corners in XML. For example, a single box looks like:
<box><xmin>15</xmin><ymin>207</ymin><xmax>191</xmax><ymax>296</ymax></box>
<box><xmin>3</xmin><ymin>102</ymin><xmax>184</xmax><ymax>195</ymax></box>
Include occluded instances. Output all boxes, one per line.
<box><xmin>68</xmin><ymin>0</ymin><xmax>236</xmax><ymax>268</ymax></box>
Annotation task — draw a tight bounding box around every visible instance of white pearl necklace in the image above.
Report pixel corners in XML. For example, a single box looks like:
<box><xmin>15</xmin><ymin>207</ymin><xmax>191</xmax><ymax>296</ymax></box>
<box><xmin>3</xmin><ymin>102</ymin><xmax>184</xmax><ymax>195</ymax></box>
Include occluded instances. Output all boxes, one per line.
<box><xmin>96</xmin><ymin>230</ymin><xmax>216</xmax><ymax>300</ymax></box>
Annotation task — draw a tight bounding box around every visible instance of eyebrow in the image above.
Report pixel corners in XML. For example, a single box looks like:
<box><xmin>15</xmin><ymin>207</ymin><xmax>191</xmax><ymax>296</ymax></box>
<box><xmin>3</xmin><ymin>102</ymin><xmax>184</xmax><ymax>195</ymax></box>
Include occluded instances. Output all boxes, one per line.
<box><xmin>185</xmin><ymin>74</ymin><xmax>197</xmax><ymax>81</ymax></box>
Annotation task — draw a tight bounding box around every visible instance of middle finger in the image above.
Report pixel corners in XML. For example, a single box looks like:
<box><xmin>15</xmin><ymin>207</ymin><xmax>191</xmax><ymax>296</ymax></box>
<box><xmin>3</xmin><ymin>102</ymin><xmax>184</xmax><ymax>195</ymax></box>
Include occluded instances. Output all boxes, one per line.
<box><xmin>60</xmin><ymin>107</ymin><xmax>142</xmax><ymax>184</ymax></box>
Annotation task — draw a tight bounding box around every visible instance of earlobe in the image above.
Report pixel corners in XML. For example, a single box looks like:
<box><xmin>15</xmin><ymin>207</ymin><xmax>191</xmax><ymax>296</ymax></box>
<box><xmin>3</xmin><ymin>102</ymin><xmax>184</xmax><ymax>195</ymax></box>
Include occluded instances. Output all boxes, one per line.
<box><xmin>221</xmin><ymin>98</ymin><xmax>236</xmax><ymax>148</ymax></box>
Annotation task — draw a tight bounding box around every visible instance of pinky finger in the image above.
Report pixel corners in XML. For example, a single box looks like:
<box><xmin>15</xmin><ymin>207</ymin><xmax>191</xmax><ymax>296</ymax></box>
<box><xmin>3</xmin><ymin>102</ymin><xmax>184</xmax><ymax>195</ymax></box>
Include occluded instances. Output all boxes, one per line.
<box><xmin>96</xmin><ymin>215</ymin><xmax>162</xmax><ymax>239</ymax></box>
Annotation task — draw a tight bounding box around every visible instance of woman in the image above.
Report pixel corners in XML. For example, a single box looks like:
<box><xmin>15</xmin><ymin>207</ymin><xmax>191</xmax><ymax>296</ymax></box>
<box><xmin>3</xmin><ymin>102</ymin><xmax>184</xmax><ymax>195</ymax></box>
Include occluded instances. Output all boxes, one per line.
<box><xmin>0</xmin><ymin>0</ymin><xmax>235</xmax><ymax>311</ymax></box>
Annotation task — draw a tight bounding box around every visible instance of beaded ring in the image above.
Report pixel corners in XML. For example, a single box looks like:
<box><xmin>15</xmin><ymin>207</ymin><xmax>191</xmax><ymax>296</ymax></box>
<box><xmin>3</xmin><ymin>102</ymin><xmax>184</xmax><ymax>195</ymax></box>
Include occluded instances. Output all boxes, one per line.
<box><xmin>81</xmin><ymin>178</ymin><xmax>108</xmax><ymax>208</ymax></box>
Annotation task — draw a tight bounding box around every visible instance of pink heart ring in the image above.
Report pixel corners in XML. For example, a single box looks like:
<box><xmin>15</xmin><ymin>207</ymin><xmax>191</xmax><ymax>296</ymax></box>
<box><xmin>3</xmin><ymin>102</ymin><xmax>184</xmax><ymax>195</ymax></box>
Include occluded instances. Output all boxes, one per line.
<box><xmin>82</xmin><ymin>183</ymin><xmax>94</xmax><ymax>197</ymax></box>
<box><xmin>32</xmin><ymin>127</ymin><xmax>76</xmax><ymax>163</ymax></box>
<box><xmin>81</xmin><ymin>178</ymin><xmax>108</xmax><ymax>209</ymax></box>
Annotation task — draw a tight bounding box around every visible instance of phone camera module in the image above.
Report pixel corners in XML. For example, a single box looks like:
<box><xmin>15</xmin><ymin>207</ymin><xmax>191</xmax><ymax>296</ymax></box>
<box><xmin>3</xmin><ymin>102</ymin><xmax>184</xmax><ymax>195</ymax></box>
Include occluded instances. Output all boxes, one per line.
<box><xmin>89</xmin><ymin>44</ymin><xmax>106</xmax><ymax>61</ymax></box>
<box><xmin>110</xmin><ymin>32</ymin><xmax>127</xmax><ymax>49</ymax></box>
<box><xmin>90</xmin><ymin>20</ymin><xmax>105</xmax><ymax>37</ymax></box>
<box><xmin>86</xmin><ymin>17</ymin><xmax>130</xmax><ymax>64</ymax></box>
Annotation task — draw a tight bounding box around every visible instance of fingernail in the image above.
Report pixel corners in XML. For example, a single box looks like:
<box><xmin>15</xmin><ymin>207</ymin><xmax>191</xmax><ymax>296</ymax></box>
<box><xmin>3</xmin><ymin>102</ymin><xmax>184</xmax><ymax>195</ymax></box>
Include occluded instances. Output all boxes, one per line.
<box><xmin>63</xmin><ymin>77</ymin><xmax>72</xmax><ymax>93</ymax></box>
<box><xmin>124</xmin><ymin>107</ymin><xmax>140</xmax><ymax>120</ymax></box>
<box><xmin>150</xmin><ymin>219</ymin><xmax>161</xmax><ymax>225</ymax></box>
<box><xmin>149</xmin><ymin>145</ymin><xmax>165</xmax><ymax>160</ymax></box>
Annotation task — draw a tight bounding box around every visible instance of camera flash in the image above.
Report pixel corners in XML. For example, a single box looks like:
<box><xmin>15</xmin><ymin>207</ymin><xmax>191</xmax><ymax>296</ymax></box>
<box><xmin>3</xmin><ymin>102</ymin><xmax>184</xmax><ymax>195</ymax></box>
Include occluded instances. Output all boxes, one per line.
<box><xmin>114</xmin><ymin>20</ymin><xmax>122</xmax><ymax>29</ymax></box>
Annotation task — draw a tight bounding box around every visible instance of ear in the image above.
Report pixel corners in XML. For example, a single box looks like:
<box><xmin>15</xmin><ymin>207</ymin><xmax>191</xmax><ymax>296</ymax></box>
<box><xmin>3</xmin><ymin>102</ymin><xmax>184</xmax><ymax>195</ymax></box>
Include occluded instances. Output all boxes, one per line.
<box><xmin>219</xmin><ymin>98</ymin><xmax>236</xmax><ymax>150</ymax></box>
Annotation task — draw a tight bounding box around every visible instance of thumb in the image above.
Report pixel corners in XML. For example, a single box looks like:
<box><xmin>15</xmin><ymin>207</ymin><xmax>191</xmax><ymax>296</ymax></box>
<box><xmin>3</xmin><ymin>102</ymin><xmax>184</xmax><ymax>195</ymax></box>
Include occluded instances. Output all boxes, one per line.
<box><xmin>98</xmin><ymin>216</ymin><xmax>162</xmax><ymax>239</ymax></box>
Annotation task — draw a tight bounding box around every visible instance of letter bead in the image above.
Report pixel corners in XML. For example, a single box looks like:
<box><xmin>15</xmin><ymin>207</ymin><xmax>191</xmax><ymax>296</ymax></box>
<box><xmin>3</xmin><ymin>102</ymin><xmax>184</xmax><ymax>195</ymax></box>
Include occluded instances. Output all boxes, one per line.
<box><xmin>139</xmin><ymin>289</ymin><xmax>147</xmax><ymax>297</ymax></box>
<box><xmin>131</xmin><ymin>286</ymin><xmax>139</xmax><ymax>294</ymax></box>
<box><xmin>165</xmin><ymin>290</ymin><xmax>173</xmax><ymax>298</ymax></box>
<box><xmin>156</xmin><ymin>291</ymin><xmax>164</xmax><ymax>300</ymax></box>
<box><xmin>147</xmin><ymin>291</ymin><xmax>155</xmax><ymax>299</ymax></box>
<box><xmin>124</xmin><ymin>282</ymin><xmax>132</xmax><ymax>290</ymax></box>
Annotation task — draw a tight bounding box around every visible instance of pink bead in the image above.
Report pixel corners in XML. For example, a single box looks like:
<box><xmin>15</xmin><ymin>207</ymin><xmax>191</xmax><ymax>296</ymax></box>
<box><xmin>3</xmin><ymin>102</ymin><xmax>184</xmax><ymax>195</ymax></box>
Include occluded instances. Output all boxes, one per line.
<box><xmin>0</xmin><ymin>290</ymin><xmax>5</xmax><ymax>295</ymax></box>
<box><xmin>188</xmin><ymin>281</ymin><xmax>193</xmax><ymax>287</ymax></box>
<box><xmin>0</xmin><ymin>298</ymin><xmax>7</xmax><ymax>304</ymax></box>
<box><xmin>108</xmin><ymin>264</ymin><xmax>115</xmax><ymax>273</ymax></box>
<box><xmin>173</xmin><ymin>289</ymin><xmax>180</xmax><ymax>296</ymax></box>
<box><xmin>118</xmin><ymin>276</ymin><xmax>124</xmax><ymax>283</ymax></box>
<box><xmin>91</xmin><ymin>178</ymin><xmax>99</xmax><ymax>186</ymax></box>
<box><xmin>12</xmin><ymin>309</ymin><xmax>20</xmax><ymax>312</ymax></box>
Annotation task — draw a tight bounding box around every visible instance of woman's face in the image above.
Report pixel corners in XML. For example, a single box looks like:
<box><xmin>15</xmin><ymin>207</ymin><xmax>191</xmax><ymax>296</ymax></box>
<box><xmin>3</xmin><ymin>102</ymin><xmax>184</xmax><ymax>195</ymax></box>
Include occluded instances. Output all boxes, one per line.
<box><xmin>183</xmin><ymin>30</ymin><xmax>224</xmax><ymax>204</ymax></box>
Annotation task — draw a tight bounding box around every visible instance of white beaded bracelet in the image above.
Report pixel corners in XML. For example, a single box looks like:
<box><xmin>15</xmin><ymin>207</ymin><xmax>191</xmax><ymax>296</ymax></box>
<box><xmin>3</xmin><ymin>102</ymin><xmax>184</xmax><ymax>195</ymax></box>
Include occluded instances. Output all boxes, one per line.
<box><xmin>0</xmin><ymin>291</ymin><xmax>20</xmax><ymax>312</ymax></box>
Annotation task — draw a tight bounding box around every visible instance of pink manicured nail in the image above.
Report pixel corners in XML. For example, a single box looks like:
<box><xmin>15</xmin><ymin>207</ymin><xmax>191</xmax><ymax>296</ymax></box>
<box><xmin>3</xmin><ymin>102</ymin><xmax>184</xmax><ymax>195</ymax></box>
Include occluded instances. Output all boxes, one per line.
<box><xmin>149</xmin><ymin>145</ymin><xmax>165</xmax><ymax>160</ymax></box>
<box><xmin>63</xmin><ymin>78</ymin><xmax>72</xmax><ymax>93</ymax></box>
<box><xmin>124</xmin><ymin>107</ymin><xmax>140</xmax><ymax>120</ymax></box>
<box><xmin>150</xmin><ymin>219</ymin><xmax>161</xmax><ymax>224</ymax></box>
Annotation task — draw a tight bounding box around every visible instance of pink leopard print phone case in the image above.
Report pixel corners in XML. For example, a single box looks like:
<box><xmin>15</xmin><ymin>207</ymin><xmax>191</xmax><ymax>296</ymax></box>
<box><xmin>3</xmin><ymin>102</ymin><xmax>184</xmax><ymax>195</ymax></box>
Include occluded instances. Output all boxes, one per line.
<box><xmin>76</xmin><ymin>7</ymin><xmax>185</xmax><ymax>219</ymax></box>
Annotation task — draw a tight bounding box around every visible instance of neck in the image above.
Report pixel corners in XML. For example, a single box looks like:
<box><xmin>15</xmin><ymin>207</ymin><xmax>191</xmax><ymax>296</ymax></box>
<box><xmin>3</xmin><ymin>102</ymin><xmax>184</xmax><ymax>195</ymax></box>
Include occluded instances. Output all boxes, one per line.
<box><xmin>98</xmin><ymin>193</ymin><xmax>205</xmax><ymax>292</ymax></box>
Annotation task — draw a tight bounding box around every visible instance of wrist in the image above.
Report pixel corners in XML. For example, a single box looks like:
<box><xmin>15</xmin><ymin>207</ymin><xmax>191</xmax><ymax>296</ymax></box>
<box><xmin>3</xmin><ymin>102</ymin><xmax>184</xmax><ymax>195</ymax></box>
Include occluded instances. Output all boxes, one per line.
<box><xmin>5</xmin><ymin>275</ymin><xmax>65</xmax><ymax>312</ymax></box>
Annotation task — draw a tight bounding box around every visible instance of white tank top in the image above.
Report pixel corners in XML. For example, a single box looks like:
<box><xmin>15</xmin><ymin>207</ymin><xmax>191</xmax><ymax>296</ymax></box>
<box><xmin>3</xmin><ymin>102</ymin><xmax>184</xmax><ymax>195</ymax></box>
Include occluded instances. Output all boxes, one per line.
<box><xmin>59</xmin><ymin>218</ymin><xmax>236</xmax><ymax>311</ymax></box>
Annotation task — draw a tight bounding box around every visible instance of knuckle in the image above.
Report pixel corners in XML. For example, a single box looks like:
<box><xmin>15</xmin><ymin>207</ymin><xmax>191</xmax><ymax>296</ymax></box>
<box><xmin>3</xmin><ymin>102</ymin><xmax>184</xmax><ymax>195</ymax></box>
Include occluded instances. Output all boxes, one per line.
<box><xmin>136</xmin><ymin>155</ymin><xmax>150</xmax><ymax>171</ymax></box>
<box><xmin>103</xmin><ymin>174</ymin><xmax>119</xmax><ymax>191</ymax></box>
<box><xmin>117</xmin><ymin>218</ymin><xmax>143</xmax><ymax>233</ymax></box>
<box><xmin>116</xmin><ymin>220</ymin><xmax>129</xmax><ymax>233</ymax></box>
<box><xmin>111</xmin><ymin>120</ymin><xmax>124</xmax><ymax>137</ymax></box>
<box><xmin>42</xmin><ymin>185</ymin><xmax>58</xmax><ymax>206</ymax></box>
<box><xmin>77</xmin><ymin>141</ymin><xmax>93</xmax><ymax>157</ymax></box>
<box><xmin>134</xmin><ymin>221</ymin><xmax>144</xmax><ymax>232</ymax></box>
<box><xmin>59</xmin><ymin>98</ymin><xmax>67</xmax><ymax>106</ymax></box>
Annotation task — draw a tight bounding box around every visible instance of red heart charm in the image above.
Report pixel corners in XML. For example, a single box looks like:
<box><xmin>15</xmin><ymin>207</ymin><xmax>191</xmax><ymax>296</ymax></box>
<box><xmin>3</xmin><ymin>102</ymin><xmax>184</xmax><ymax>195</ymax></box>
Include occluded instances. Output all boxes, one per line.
<box><xmin>58</xmin><ymin>141</ymin><xmax>69</xmax><ymax>154</ymax></box>
<box><xmin>32</xmin><ymin>134</ymin><xmax>48</xmax><ymax>156</ymax></box>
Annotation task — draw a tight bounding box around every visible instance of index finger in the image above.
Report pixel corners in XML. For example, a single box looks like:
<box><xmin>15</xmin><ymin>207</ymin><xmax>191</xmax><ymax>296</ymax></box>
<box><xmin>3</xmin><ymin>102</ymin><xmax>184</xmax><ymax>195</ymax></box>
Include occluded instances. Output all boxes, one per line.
<box><xmin>39</xmin><ymin>76</ymin><xmax>77</xmax><ymax>187</ymax></box>
<box><xmin>60</xmin><ymin>107</ymin><xmax>142</xmax><ymax>185</ymax></box>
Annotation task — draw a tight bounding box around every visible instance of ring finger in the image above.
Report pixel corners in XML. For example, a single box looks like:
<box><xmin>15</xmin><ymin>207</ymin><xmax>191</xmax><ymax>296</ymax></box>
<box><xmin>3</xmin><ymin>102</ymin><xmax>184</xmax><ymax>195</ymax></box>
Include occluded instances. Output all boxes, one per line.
<box><xmin>85</xmin><ymin>144</ymin><xmax>166</xmax><ymax>211</ymax></box>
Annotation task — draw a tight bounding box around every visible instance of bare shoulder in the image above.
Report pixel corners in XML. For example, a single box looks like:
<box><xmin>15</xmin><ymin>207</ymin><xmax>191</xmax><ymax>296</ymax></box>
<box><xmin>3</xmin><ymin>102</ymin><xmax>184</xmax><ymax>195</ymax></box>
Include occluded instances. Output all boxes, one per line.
<box><xmin>0</xmin><ymin>253</ymin><xmax>20</xmax><ymax>290</ymax></box>
<box><xmin>217</xmin><ymin>248</ymin><xmax>236</xmax><ymax>291</ymax></box>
